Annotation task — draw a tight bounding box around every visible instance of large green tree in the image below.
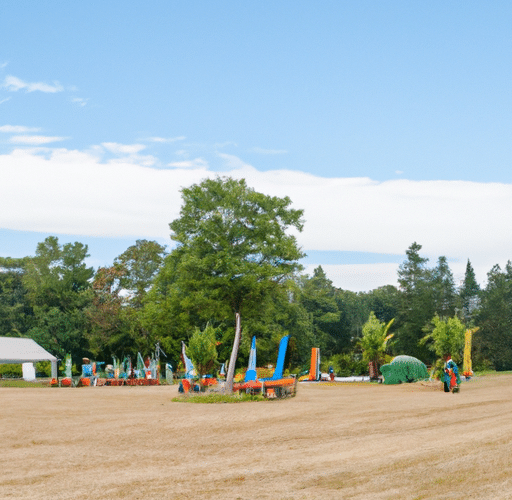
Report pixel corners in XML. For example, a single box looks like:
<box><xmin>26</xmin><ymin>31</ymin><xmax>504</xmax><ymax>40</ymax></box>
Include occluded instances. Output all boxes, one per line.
<box><xmin>164</xmin><ymin>176</ymin><xmax>305</xmax><ymax>391</ymax></box>
<box><xmin>22</xmin><ymin>237</ymin><xmax>94</xmax><ymax>358</ymax></box>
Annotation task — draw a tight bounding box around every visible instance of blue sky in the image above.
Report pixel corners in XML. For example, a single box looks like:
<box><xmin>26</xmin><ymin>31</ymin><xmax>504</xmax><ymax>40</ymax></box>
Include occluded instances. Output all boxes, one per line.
<box><xmin>2</xmin><ymin>1</ymin><xmax>512</xmax><ymax>291</ymax></box>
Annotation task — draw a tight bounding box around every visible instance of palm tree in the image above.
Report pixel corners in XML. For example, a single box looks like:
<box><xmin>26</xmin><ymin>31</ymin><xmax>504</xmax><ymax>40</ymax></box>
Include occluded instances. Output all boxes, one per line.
<box><xmin>359</xmin><ymin>312</ymin><xmax>394</xmax><ymax>379</ymax></box>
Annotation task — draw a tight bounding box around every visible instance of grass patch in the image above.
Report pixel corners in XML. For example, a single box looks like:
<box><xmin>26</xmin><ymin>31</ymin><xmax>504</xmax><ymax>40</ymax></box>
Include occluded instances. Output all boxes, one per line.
<box><xmin>473</xmin><ymin>370</ymin><xmax>512</xmax><ymax>377</ymax></box>
<box><xmin>0</xmin><ymin>379</ymin><xmax>49</xmax><ymax>388</ymax></box>
<box><xmin>172</xmin><ymin>392</ymin><xmax>267</xmax><ymax>403</ymax></box>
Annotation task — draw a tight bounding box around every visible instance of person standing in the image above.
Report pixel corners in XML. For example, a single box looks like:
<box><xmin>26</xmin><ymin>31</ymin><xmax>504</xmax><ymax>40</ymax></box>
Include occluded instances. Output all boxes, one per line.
<box><xmin>443</xmin><ymin>353</ymin><xmax>461</xmax><ymax>393</ymax></box>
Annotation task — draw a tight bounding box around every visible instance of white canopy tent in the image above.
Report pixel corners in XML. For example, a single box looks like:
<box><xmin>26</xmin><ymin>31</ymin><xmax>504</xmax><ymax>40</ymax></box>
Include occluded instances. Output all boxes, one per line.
<box><xmin>0</xmin><ymin>337</ymin><xmax>58</xmax><ymax>379</ymax></box>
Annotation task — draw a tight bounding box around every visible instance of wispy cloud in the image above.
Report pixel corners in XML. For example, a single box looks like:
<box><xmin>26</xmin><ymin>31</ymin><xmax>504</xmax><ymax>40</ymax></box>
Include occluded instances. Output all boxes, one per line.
<box><xmin>71</xmin><ymin>97</ymin><xmax>88</xmax><ymax>107</ymax></box>
<box><xmin>250</xmin><ymin>147</ymin><xmax>288</xmax><ymax>155</ymax></box>
<box><xmin>2</xmin><ymin>75</ymin><xmax>64</xmax><ymax>93</ymax></box>
<box><xmin>0</xmin><ymin>61</ymin><xmax>8</xmax><ymax>69</ymax></box>
<box><xmin>0</xmin><ymin>125</ymin><xmax>41</xmax><ymax>133</ymax></box>
<box><xmin>100</xmin><ymin>142</ymin><xmax>157</xmax><ymax>167</ymax></box>
<box><xmin>167</xmin><ymin>158</ymin><xmax>209</xmax><ymax>169</ymax></box>
<box><xmin>9</xmin><ymin>135</ymin><xmax>67</xmax><ymax>145</ymax></box>
<box><xmin>0</xmin><ymin>97</ymin><xmax>11</xmax><ymax>105</ymax></box>
<box><xmin>148</xmin><ymin>136</ymin><xmax>186</xmax><ymax>143</ymax></box>
<box><xmin>217</xmin><ymin>152</ymin><xmax>251</xmax><ymax>170</ymax></box>
<box><xmin>102</xmin><ymin>142</ymin><xmax>146</xmax><ymax>155</ymax></box>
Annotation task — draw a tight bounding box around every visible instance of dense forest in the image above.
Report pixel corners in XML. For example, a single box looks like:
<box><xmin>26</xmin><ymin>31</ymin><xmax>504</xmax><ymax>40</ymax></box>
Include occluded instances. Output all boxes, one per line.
<box><xmin>1</xmin><ymin>178</ymin><xmax>511</xmax><ymax>375</ymax></box>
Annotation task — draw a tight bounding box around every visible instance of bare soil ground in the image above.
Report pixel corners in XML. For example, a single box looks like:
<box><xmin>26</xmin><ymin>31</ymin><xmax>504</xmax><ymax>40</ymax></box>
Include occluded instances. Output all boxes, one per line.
<box><xmin>2</xmin><ymin>375</ymin><xmax>512</xmax><ymax>500</ymax></box>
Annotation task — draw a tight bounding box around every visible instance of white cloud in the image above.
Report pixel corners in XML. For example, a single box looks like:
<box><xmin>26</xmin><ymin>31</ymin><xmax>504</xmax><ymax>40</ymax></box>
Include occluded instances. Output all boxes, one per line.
<box><xmin>1</xmin><ymin>147</ymin><xmax>511</xmax><ymax>290</ymax></box>
<box><xmin>9</xmin><ymin>135</ymin><xmax>67</xmax><ymax>145</ymax></box>
<box><xmin>71</xmin><ymin>97</ymin><xmax>88</xmax><ymax>107</ymax></box>
<box><xmin>218</xmin><ymin>152</ymin><xmax>251</xmax><ymax>169</ymax></box>
<box><xmin>148</xmin><ymin>136</ymin><xmax>186</xmax><ymax>143</ymax></box>
<box><xmin>2</xmin><ymin>75</ymin><xmax>64</xmax><ymax>93</ymax></box>
<box><xmin>0</xmin><ymin>125</ymin><xmax>41</xmax><ymax>133</ymax></box>
<box><xmin>102</xmin><ymin>142</ymin><xmax>146</xmax><ymax>155</ymax></box>
<box><xmin>0</xmin><ymin>61</ymin><xmax>8</xmax><ymax>69</ymax></box>
<box><xmin>167</xmin><ymin>158</ymin><xmax>209</xmax><ymax>169</ymax></box>
<box><xmin>0</xmin><ymin>148</ymin><xmax>208</xmax><ymax>239</ymax></box>
<box><xmin>0</xmin><ymin>97</ymin><xmax>11</xmax><ymax>105</ymax></box>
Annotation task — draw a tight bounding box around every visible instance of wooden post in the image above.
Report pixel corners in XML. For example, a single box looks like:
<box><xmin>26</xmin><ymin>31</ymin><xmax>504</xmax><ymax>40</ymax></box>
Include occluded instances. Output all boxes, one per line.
<box><xmin>225</xmin><ymin>312</ymin><xmax>241</xmax><ymax>393</ymax></box>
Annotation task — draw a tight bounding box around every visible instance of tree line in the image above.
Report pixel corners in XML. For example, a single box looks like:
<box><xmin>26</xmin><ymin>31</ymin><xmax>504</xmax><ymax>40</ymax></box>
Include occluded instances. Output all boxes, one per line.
<box><xmin>1</xmin><ymin>177</ymin><xmax>510</xmax><ymax>375</ymax></box>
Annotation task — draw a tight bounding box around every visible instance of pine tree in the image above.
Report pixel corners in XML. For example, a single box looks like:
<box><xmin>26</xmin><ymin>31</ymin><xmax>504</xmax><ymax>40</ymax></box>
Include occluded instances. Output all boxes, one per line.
<box><xmin>459</xmin><ymin>259</ymin><xmax>481</xmax><ymax>320</ymax></box>
<box><xmin>431</xmin><ymin>256</ymin><xmax>456</xmax><ymax>318</ymax></box>
<box><xmin>395</xmin><ymin>242</ymin><xmax>434</xmax><ymax>361</ymax></box>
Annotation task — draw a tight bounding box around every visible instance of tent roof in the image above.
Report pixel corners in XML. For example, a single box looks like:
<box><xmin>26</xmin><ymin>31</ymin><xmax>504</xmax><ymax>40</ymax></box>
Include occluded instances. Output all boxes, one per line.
<box><xmin>0</xmin><ymin>337</ymin><xmax>58</xmax><ymax>364</ymax></box>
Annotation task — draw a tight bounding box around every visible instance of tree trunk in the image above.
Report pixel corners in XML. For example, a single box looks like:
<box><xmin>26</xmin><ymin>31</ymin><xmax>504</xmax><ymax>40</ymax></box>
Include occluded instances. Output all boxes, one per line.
<box><xmin>225</xmin><ymin>312</ymin><xmax>241</xmax><ymax>393</ymax></box>
<box><xmin>369</xmin><ymin>360</ymin><xmax>379</xmax><ymax>381</ymax></box>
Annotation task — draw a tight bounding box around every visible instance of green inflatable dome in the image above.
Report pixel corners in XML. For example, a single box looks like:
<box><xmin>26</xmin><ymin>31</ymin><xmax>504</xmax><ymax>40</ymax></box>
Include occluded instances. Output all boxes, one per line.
<box><xmin>380</xmin><ymin>355</ymin><xmax>428</xmax><ymax>385</ymax></box>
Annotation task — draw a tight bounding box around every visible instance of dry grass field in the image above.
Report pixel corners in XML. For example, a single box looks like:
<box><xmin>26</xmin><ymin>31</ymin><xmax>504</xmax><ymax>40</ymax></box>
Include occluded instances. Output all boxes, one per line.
<box><xmin>2</xmin><ymin>374</ymin><xmax>512</xmax><ymax>500</ymax></box>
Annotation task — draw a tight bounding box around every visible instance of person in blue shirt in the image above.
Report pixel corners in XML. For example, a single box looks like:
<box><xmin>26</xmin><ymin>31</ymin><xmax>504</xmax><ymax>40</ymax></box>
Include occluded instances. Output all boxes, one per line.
<box><xmin>443</xmin><ymin>353</ymin><xmax>460</xmax><ymax>393</ymax></box>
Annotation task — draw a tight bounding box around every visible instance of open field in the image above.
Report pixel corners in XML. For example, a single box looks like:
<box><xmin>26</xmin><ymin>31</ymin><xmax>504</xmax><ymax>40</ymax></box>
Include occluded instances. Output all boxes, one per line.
<box><xmin>2</xmin><ymin>375</ymin><xmax>512</xmax><ymax>499</ymax></box>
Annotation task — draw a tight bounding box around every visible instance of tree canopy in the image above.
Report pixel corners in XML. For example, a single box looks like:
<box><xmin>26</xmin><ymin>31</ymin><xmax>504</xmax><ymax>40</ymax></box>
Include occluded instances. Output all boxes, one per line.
<box><xmin>168</xmin><ymin>176</ymin><xmax>305</xmax><ymax>313</ymax></box>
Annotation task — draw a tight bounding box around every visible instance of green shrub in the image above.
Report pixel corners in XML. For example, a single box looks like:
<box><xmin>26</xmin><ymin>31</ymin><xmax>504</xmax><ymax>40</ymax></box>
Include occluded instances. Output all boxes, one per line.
<box><xmin>36</xmin><ymin>361</ymin><xmax>52</xmax><ymax>377</ymax></box>
<box><xmin>0</xmin><ymin>364</ymin><xmax>23</xmax><ymax>378</ymax></box>
<box><xmin>57</xmin><ymin>362</ymin><xmax>81</xmax><ymax>376</ymax></box>
<box><xmin>321</xmin><ymin>353</ymin><xmax>366</xmax><ymax>377</ymax></box>
<box><xmin>472</xmin><ymin>355</ymin><xmax>495</xmax><ymax>373</ymax></box>
<box><xmin>187</xmin><ymin>323</ymin><xmax>218</xmax><ymax>379</ymax></box>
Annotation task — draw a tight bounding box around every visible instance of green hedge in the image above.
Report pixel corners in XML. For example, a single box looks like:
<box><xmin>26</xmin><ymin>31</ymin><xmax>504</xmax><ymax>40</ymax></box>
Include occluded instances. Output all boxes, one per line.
<box><xmin>0</xmin><ymin>364</ymin><xmax>23</xmax><ymax>378</ymax></box>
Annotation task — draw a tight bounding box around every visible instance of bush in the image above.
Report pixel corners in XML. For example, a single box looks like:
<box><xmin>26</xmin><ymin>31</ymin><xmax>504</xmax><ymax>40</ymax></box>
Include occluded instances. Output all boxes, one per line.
<box><xmin>187</xmin><ymin>323</ymin><xmax>218</xmax><ymax>379</ymax></box>
<box><xmin>472</xmin><ymin>355</ymin><xmax>495</xmax><ymax>373</ymax></box>
<box><xmin>57</xmin><ymin>362</ymin><xmax>81</xmax><ymax>376</ymax></box>
<box><xmin>36</xmin><ymin>361</ymin><xmax>52</xmax><ymax>377</ymax></box>
<box><xmin>321</xmin><ymin>353</ymin><xmax>366</xmax><ymax>377</ymax></box>
<box><xmin>0</xmin><ymin>364</ymin><xmax>22</xmax><ymax>378</ymax></box>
